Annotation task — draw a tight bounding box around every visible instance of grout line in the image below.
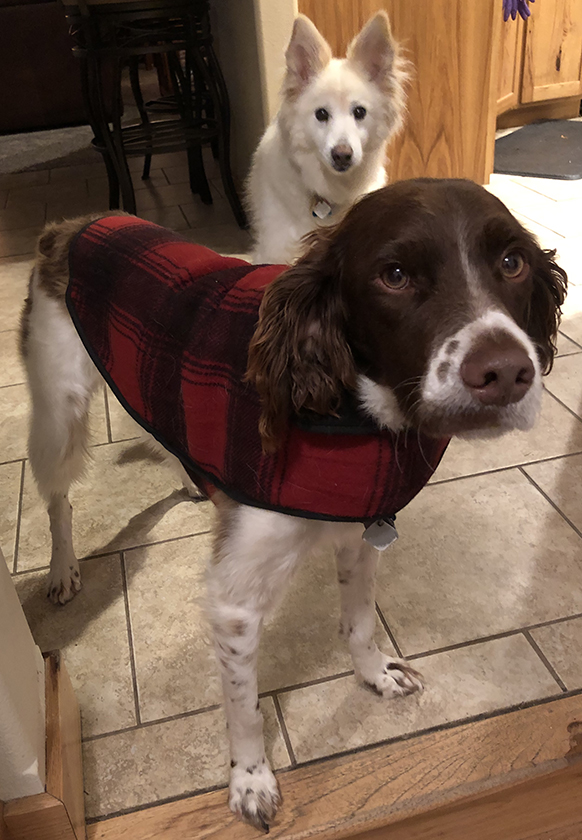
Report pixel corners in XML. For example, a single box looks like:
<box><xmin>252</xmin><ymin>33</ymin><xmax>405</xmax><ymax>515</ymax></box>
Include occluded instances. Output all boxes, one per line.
<box><xmin>271</xmin><ymin>694</ymin><xmax>297</xmax><ymax>767</ymax></box>
<box><xmin>82</xmin><ymin>700</ymin><xmax>223</xmax><ymax>743</ymax></box>
<box><xmin>261</xmin><ymin>670</ymin><xmax>355</xmax><ymax>698</ymax></box>
<box><xmin>10</xmin><ymin>528</ymin><xmax>214</xmax><ymax>577</ymax></box>
<box><xmin>85</xmin><ymin>687</ymin><xmax>582</xmax><ymax>825</ymax></box>
<box><xmin>120</xmin><ymin>551</ymin><xmax>142</xmax><ymax>727</ymax></box>
<box><xmin>543</xmin><ymin>388</ymin><xmax>582</xmax><ymax>426</ymax></box>
<box><xmin>0</xmin><ymin>457</ymin><xmax>28</xmax><ymax>468</ymax></box>
<box><xmin>407</xmin><ymin>613</ymin><xmax>582</xmax><ymax>662</ymax></box>
<box><xmin>558</xmin><ymin>329</ymin><xmax>582</xmax><ymax>353</ymax></box>
<box><xmin>518</xmin><ymin>466</ymin><xmax>582</xmax><ymax>540</ymax></box>
<box><xmin>0</xmin><ymin>380</ymin><xmax>26</xmax><ymax>390</ymax></box>
<box><xmin>178</xmin><ymin>205</ymin><xmax>191</xmax><ymax>229</ymax></box>
<box><xmin>430</xmin><ymin>448</ymin><xmax>582</xmax><ymax>487</ymax></box>
<box><xmin>11</xmin><ymin>459</ymin><xmax>26</xmax><ymax>574</ymax></box>
<box><xmin>523</xmin><ymin>629</ymin><xmax>568</xmax><ymax>693</ymax></box>
<box><xmin>103</xmin><ymin>387</ymin><xmax>113</xmax><ymax>444</ymax></box>
<box><xmin>375</xmin><ymin>603</ymin><xmax>403</xmax><ymax>658</ymax></box>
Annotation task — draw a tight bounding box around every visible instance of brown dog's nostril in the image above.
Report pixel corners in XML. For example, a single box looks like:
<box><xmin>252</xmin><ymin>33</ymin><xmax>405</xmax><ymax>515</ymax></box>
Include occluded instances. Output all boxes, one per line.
<box><xmin>461</xmin><ymin>334</ymin><xmax>535</xmax><ymax>406</ymax></box>
<box><xmin>331</xmin><ymin>144</ymin><xmax>353</xmax><ymax>170</ymax></box>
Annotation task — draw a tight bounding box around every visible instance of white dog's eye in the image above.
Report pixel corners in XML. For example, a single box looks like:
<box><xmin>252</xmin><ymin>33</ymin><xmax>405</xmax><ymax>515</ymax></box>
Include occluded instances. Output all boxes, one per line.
<box><xmin>315</xmin><ymin>108</ymin><xmax>330</xmax><ymax>122</ymax></box>
<box><xmin>353</xmin><ymin>106</ymin><xmax>367</xmax><ymax>121</ymax></box>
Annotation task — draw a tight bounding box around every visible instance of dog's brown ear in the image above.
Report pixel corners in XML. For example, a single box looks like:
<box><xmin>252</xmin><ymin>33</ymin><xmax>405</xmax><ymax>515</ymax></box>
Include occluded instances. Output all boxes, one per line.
<box><xmin>246</xmin><ymin>230</ymin><xmax>356</xmax><ymax>453</ymax></box>
<box><xmin>347</xmin><ymin>11</ymin><xmax>396</xmax><ymax>85</ymax></box>
<box><xmin>283</xmin><ymin>15</ymin><xmax>332</xmax><ymax>99</ymax></box>
<box><xmin>528</xmin><ymin>249</ymin><xmax>568</xmax><ymax>373</ymax></box>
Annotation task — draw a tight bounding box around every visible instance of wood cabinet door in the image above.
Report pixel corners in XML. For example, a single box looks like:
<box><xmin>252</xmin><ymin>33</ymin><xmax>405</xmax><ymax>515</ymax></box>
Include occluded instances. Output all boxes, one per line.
<box><xmin>497</xmin><ymin>16</ymin><xmax>525</xmax><ymax>114</ymax></box>
<box><xmin>521</xmin><ymin>0</ymin><xmax>582</xmax><ymax>103</ymax></box>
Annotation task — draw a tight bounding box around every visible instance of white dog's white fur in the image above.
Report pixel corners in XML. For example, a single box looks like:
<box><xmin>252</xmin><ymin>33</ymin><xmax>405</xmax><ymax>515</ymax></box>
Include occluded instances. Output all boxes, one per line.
<box><xmin>247</xmin><ymin>12</ymin><xmax>407</xmax><ymax>265</ymax></box>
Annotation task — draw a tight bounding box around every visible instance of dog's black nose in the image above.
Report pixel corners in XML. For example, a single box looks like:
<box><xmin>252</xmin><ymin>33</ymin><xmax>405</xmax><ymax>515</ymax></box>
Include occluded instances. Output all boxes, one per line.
<box><xmin>461</xmin><ymin>333</ymin><xmax>534</xmax><ymax>406</ymax></box>
<box><xmin>331</xmin><ymin>144</ymin><xmax>353</xmax><ymax>171</ymax></box>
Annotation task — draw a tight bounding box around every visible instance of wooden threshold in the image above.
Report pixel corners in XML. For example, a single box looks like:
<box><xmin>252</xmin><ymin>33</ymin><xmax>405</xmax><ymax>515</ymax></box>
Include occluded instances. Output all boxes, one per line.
<box><xmin>4</xmin><ymin>652</ymin><xmax>86</xmax><ymax>840</ymax></box>
<box><xmin>87</xmin><ymin>694</ymin><xmax>582</xmax><ymax>840</ymax></box>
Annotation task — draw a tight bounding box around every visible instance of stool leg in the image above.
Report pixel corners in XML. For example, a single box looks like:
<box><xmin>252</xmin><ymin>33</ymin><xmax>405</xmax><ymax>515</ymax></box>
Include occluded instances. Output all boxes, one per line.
<box><xmin>194</xmin><ymin>42</ymin><xmax>248</xmax><ymax>229</ymax></box>
<box><xmin>104</xmin><ymin>153</ymin><xmax>120</xmax><ymax>209</ymax></box>
<box><xmin>142</xmin><ymin>155</ymin><xmax>152</xmax><ymax>181</ymax></box>
<box><xmin>187</xmin><ymin>147</ymin><xmax>212</xmax><ymax>204</ymax></box>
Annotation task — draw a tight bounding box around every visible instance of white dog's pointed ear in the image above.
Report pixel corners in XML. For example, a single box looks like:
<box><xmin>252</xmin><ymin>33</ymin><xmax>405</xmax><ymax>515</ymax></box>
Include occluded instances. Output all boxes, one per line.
<box><xmin>284</xmin><ymin>15</ymin><xmax>332</xmax><ymax>96</ymax></box>
<box><xmin>347</xmin><ymin>11</ymin><xmax>396</xmax><ymax>85</ymax></box>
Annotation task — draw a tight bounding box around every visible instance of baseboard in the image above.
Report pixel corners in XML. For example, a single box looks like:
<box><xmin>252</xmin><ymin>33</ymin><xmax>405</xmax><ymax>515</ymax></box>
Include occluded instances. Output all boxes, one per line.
<box><xmin>3</xmin><ymin>652</ymin><xmax>86</xmax><ymax>840</ymax></box>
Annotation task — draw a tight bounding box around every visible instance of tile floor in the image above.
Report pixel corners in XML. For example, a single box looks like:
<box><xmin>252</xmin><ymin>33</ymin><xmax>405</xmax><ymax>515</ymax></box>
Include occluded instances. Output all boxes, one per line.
<box><xmin>1</xmin><ymin>146</ymin><xmax>582</xmax><ymax>824</ymax></box>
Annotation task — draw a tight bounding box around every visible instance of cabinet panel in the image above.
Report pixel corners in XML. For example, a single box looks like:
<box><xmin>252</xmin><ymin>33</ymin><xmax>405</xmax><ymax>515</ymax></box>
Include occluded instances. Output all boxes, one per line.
<box><xmin>497</xmin><ymin>16</ymin><xmax>525</xmax><ymax>113</ymax></box>
<box><xmin>299</xmin><ymin>0</ymin><xmax>501</xmax><ymax>184</ymax></box>
<box><xmin>521</xmin><ymin>0</ymin><xmax>582</xmax><ymax>103</ymax></box>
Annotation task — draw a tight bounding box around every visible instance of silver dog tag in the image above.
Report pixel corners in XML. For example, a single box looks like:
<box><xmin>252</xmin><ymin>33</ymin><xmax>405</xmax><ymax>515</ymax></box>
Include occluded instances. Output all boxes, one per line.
<box><xmin>312</xmin><ymin>199</ymin><xmax>333</xmax><ymax>219</ymax></box>
<box><xmin>363</xmin><ymin>518</ymin><xmax>398</xmax><ymax>551</ymax></box>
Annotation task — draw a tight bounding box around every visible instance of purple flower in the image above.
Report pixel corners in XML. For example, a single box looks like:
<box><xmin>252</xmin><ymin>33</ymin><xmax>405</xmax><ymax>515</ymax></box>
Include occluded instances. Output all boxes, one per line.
<box><xmin>503</xmin><ymin>0</ymin><xmax>535</xmax><ymax>22</ymax></box>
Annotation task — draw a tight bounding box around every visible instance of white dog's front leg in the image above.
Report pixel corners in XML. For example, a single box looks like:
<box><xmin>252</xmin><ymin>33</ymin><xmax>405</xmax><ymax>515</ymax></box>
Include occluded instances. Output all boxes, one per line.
<box><xmin>47</xmin><ymin>493</ymin><xmax>81</xmax><ymax>605</ymax></box>
<box><xmin>336</xmin><ymin>541</ymin><xmax>423</xmax><ymax>698</ymax></box>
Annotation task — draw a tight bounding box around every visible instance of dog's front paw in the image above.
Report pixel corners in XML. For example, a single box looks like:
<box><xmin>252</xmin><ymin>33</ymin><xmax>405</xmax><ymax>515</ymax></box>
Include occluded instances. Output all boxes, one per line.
<box><xmin>229</xmin><ymin>761</ymin><xmax>281</xmax><ymax>832</ymax></box>
<box><xmin>359</xmin><ymin>654</ymin><xmax>423</xmax><ymax>699</ymax></box>
<box><xmin>47</xmin><ymin>561</ymin><xmax>82</xmax><ymax>605</ymax></box>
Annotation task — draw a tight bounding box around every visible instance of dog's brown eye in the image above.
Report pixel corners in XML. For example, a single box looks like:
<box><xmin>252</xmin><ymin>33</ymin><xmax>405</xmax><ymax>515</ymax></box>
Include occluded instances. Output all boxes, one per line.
<box><xmin>353</xmin><ymin>106</ymin><xmax>367</xmax><ymax>121</ymax></box>
<box><xmin>315</xmin><ymin>108</ymin><xmax>330</xmax><ymax>122</ymax></box>
<box><xmin>501</xmin><ymin>251</ymin><xmax>526</xmax><ymax>280</ymax></box>
<box><xmin>381</xmin><ymin>265</ymin><xmax>409</xmax><ymax>290</ymax></box>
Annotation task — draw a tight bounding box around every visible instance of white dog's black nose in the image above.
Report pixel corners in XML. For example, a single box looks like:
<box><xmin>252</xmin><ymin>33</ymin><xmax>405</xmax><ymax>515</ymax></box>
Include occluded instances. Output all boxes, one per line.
<box><xmin>331</xmin><ymin>144</ymin><xmax>353</xmax><ymax>171</ymax></box>
<box><xmin>461</xmin><ymin>333</ymin><xmax>535</xmax><ymax>407</ymax></box>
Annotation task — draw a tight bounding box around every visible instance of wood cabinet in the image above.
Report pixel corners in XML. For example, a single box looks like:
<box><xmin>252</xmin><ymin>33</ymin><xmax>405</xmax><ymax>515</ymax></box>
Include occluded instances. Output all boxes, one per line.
<box><xmin>497</xmin><ymin>0</ymin><xmax>582</xmax><ymax>119</ymax></box>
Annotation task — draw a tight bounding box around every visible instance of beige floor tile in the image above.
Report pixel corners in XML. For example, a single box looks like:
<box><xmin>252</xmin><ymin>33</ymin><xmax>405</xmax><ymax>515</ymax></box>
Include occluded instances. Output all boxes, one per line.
<box><xmin>560</xmin><ymin>284</ymin><xmax>582</xmax><ymax>344</ymax></box>
<box><xmin>0</xmin><ymin>460</ymin><xmax>22</xmax><ymax>569</ymax></box>
<box><xmin>181</xmin><ymin>199</ymin><xmax>240</xmax><ymax>229</ymax></box>
<box><xmin>125</xmin><ymin>533</ymin><xmax>220</xmax><ymax>721</ymax></box>
<box><xmin>134</xmin><ymin>181</ymin><xmax>197</xmax><ymax>211</ymax></box>
<box><xmin>183</xmin><ymin>224</ymin><xmax>252</xmax><ymax>259</ymax></box>
<box><xmin>17</xmin><ymin>440</ymin><xmax>212</xmax><ymax>571</ymax></box>
<box><xmin>6</xmin><ymin>180</ymin><xmax>88</xmax><ymax>208</ymax></box>
<box><xmin>433</xmin><ymin>391</ymin><xmax>582</xmax><ymax>482</ymax></box>
<box><xmin>556</xmin><ymin>331</ymin><xmax>581</xmax><ymax>356</ymax></box>
<box><xmin>524</xmin><ymin>452</ymin><xmax>582</xmax><ymax>532</ymax></box>
<box><xmin>127</xmin><ymin>536</ymin><xmax>396</xmax><ymax>723</ymax></box>
<box><xmin>376</xmin><ymin>469</ymin><xmax>582</xmax><ymax>654</ymax></box>
<box><xmin>510</xmin><ymin>175</ymin><xmax>582</xmax><ymax>203</ymax></box>
<box><xmin>0</xmin><ymin>171</ymin><xmax>49</xmax><ymax>190</ymax></box>
<box><xmin>521</xmin><ymin>199</ymin><xmax>582</xmax><ymax>239</ymax></box>
<box><xmin>49</xmin><ymin>162</ymin><xmax>109</xmax><ymax>183</ymax></box>
<box><xmin>87</xmin><ymin>171</ymin><xmax>169</xmax><ymax>199</ymax></box>
<box><xmin>0</xmin><ymin>227</ymin><xmax>42</xmax><ymax>259</ymax></box>
<box><xmin>45</xmin><ymin>194</ymin><xmax>110</xmax><ymax>224</ymax></box>
<box><xmin>486</xmin><ymin>176</ymin><xmax>557</xmax><ymax>221</ymax></box>
<box><xmin>0</xmin><ymin>383</ymin><xmax>31</xmax><ymax>462</ymax></box>
<box><xmin>163</xmin><ymin>155</ymin><xmax>220</xmax><ymax>185</ymax></box>
<box><xmin>82</xmin><ymin>697</ymin><xmax>289</xmax><ymax>819</ymax></box>
<box><xmin>106</xmin><ymin>388</ymin><xmax>141</xmax><ymax>442</ymax></box>
<box><xmin>138</xmin><ymin>204</ymin><xmax>190</xmax><ymax>231</ymax></box>
<box><xmin>0</xmin><ymin>203</ymin><xmax>45</xmax><ymax>233</ymax></box>
<box><xmin>279</xmin><ymin>635</ymin><xmax>559</xmax><ymax>763</ymax></box>
<box><xmin>0</xmin><ymin>330</ymin><xmax>25</xmax><ymax>387</ymax></box>
<box><xmin>0</xmin><ymin>255</ymin><xmax>33</xmax><ymax>331</ymax></box>
<box><xmin>544</xmin><ymin>353</ymin><xmax>582</xmax><ymax>419</ymax></box>
<box><xmin>530</xmin><ymin>617</ymin><xmax>582</xmax><ymax>690</ymax></box>
<box><xmin>15</xmin><ymin>556</ymin><xmax>136</xmax><ymax>738</ymax></box>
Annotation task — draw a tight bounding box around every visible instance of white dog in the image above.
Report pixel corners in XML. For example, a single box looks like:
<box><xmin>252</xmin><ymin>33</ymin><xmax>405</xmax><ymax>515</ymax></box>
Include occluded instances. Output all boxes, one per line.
<box><xmin>247</xmin><ymin>12</ymin><xmax>408</xmax><ymax>265</ymax></box>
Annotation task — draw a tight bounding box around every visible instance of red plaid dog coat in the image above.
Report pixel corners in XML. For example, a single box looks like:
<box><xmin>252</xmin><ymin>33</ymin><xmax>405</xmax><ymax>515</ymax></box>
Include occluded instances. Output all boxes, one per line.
<box><xmin>66</xmin><ymin>216</ymin><xmax>449</xmax><ymax>523</ymax></box>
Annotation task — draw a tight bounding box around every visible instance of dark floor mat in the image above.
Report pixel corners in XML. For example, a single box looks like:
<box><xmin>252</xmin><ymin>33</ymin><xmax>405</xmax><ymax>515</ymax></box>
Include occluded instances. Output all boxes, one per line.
<box><xmin>494</xmin><ymin>119</ymin><xmax>582</xmax><ymax>180</ymax></box>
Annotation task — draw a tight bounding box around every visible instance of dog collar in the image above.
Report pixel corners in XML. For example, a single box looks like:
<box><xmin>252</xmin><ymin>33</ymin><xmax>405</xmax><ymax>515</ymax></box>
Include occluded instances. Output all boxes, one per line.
<box><xmin>311</xmin><ymin>195</ymin><xmax>334</xmax><ymax>220</ymax></box>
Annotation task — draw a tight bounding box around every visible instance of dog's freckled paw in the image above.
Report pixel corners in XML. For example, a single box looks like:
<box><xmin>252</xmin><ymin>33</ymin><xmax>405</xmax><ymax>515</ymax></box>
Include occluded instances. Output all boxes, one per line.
<box><xmin>47</xmin><ymin>565</ymin><xmax>82</xmax><ymax>605</ymax></box>
<box><xmin>360</xmin><ymin>655</ymin><xmax>423</xmax><ymax>699</ymax></box>
<box><xmin>229</xmin><ymin>763</ymin><xmax>280</xmax><ymax>831</ymax></box>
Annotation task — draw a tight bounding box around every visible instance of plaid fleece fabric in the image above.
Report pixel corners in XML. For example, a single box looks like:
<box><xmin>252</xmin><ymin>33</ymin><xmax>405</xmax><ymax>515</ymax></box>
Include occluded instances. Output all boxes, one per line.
<box><xmin>66</xmin><ymin>216</ymin><xmax>449</xmax><ymax>523</ymax></box>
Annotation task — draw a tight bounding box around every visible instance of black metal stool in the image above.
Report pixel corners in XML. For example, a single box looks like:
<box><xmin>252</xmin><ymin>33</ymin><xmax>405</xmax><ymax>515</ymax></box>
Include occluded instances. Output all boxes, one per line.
<box><xmin>61</xmin><ymin>0</ymin><xmax>247</xmax><ymax>228</ymax></box>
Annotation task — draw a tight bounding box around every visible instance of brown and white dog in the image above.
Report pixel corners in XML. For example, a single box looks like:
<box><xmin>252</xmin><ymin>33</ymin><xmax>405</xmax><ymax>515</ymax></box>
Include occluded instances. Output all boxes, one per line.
<box><xmin>20</xmin><ymin>179</ymin><xmax>566</xmax><ymax>830</ymax></box>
